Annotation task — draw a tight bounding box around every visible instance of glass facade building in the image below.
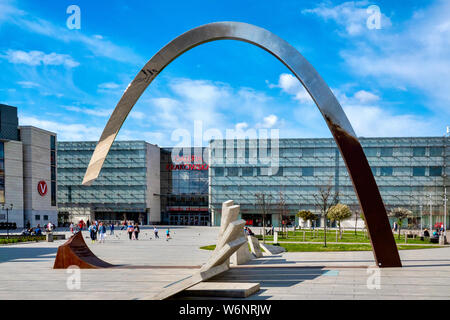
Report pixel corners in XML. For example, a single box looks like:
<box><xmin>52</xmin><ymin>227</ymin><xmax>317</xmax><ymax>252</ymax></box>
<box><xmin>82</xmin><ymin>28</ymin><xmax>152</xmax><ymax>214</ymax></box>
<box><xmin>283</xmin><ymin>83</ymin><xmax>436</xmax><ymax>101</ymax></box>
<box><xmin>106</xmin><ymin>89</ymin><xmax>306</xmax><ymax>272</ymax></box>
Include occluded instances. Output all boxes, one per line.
<box><xmin>57</xmin><ymin>141</ymin><xmax>160</xmax><ymax>225</ymax></box>
<box><xmin>160</xmin><ymin>147</ymin><xmax>209</xmax><ymax>225</ymax></box>
<box><xmin>209</xmin><ymin>137</ymin><xmax>449</xmax><ymax>229</ymax></box>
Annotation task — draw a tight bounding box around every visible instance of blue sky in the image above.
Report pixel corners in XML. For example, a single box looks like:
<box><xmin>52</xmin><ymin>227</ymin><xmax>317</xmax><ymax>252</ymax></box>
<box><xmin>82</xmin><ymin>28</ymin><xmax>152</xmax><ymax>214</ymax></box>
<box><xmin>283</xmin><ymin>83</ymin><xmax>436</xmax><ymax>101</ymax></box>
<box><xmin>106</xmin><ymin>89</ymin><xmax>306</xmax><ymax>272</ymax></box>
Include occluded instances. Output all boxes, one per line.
<box><xmin>0</xmin><ymin>0</ymin><xmax>449</xmax><ymax>145</ymax></box>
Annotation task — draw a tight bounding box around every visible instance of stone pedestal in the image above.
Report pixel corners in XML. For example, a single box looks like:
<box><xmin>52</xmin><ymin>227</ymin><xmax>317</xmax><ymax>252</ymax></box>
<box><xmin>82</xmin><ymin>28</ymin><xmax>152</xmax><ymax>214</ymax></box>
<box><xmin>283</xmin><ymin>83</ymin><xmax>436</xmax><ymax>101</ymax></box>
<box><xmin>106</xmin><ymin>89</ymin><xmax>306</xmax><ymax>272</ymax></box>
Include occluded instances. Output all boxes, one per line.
<box><xmin>231</xmin><ymin>242</ymin><xmax>252</xmax><ymax>265</ymax></box>
<box><xmin>248</xmin><ymin>236</ymin><xmax>263</xmax><ymax>258</ymax></box>
<box><xmin>46</xmin><ymin>233</ymin><xmax>53</xmax><ymax>242</ymax></box>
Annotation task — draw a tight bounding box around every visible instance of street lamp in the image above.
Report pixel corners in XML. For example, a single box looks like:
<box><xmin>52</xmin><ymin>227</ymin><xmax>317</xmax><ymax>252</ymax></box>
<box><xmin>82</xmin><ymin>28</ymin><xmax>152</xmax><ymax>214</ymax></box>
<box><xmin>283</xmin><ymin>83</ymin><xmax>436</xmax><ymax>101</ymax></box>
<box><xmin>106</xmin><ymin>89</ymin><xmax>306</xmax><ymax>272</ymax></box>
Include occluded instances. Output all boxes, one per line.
<box><xmin>444</xmin><ymin>187</ymin><xmax>448</xmax><ymax>236</ymax></box>
<box><xmin>428</xmin><ymin>193</ymin><xmax>433</xmax><ymax>232</ymax></box>
<box><xmin>419</xmin><ymin>202</ymin><xmax>423</xmax><ymax>234</ymax></box>
<box><xmin>1</xmin><ymin>203</ymin><xmax>13</xmax><ymax>239</ymax></box>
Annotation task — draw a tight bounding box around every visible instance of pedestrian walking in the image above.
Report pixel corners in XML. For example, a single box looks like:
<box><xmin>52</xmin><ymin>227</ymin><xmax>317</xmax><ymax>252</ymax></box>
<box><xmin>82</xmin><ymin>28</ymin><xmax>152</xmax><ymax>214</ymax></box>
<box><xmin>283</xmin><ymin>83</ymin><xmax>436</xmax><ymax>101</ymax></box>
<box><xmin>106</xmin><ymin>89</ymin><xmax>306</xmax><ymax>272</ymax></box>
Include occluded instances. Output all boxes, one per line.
<box><xmin>127</xmin><ymin>222</ymin><xmax>134</xmax><ymax>240</ymax></box>
<box><xmin>153</xmin><ymin>226</ymin><xmax>159</xmax><ymax>239</ymax></box>
<box><xmin>110</xmin><ymin>223</ymin><xmax>114</xmax><ymax>235</ymax></box>
<box><xmin>166</xmin><ymin>228</ymin><xmax>171</xmax><ymax>241</ymax></box>
<box><xmin>134</xmin><ymin>223</ymin><xmax>140</xmax><ymax>240</ymax></box>
<box><xmin>89</xmin><ymin>224</ymin><xmax>96</xmax><ymax>243</ymax></box>
<box><xmin>98</xmin><ymin>222</ymin><xmax>106</xmax><ymax>243</ymax></box>
<box><xmin>70</xmin><ymin>223</ymin><xmax>74</xmax><ymax>234</ymax></box>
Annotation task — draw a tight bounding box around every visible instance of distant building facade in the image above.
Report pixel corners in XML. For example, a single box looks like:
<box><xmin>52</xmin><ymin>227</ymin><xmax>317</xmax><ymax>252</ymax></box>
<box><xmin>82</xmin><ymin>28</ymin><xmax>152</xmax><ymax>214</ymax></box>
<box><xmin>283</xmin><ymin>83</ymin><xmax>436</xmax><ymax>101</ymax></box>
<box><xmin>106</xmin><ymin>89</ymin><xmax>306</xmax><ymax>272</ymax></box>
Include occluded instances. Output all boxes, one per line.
<box><xmin>0</xmin><ymin>104</ymin><xmax>57</xmax><ymax>228</ymax></box>
<box><xmin>160</xmin><ymin>147</ymin><xmax>209</xmax><ymax>225</ymax></box>
<box><xmin>57</xmin><ymin>141</ymin><xmax>160</xmax><ymax>225</ymax></box>
<box><xmin>209</xmin><ymin>137</ymin><xmax>449</xmax><ymax>229</ymax></box>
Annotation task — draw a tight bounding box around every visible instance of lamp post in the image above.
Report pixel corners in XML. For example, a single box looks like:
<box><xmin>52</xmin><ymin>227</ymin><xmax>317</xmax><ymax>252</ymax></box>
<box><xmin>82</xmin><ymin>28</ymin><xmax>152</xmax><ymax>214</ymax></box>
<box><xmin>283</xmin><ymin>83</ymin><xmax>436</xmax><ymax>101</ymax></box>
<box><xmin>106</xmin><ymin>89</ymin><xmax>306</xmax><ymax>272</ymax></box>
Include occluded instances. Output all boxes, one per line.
<box><xmin>2</xmin><ymin>203</ymin><xmax>13</xmax><ymax>239</ymax></box>
<box><xmin>428</xmin><ymin>193</ymin><xmax>433</xmax><ymax>232</ymax></box>
<box><xmin>419</xmin><ymin>202</ymin><xmax>423</xmax><ymax>234</ymax></box>
<box><xmin>444</xmin><ymin>187</ymin><xmax>448</xmax><ymax>236</ymax></box>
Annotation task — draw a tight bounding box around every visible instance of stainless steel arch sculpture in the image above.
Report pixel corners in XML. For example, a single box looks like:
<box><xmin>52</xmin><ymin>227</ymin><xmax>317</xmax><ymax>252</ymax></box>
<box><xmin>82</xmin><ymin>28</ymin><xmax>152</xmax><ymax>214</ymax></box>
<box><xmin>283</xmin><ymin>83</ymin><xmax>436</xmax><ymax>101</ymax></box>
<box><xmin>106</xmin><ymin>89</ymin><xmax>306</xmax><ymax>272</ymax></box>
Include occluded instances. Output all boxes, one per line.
<box><xmin>82</xmin><ymin>21</ymin><xmax>401</xmax><ymax>267</ymax></box>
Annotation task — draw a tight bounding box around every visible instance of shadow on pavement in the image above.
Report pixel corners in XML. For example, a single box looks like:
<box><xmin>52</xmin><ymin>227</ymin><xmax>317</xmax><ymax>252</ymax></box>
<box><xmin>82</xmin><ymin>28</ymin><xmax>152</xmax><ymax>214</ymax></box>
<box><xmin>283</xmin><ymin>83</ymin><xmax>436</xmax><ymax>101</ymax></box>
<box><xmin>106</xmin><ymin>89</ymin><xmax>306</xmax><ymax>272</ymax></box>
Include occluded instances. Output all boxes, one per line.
<box><xmin>0</xmin><ymin>247</ymin><xmax>57</xmax><ymax>263</ymax></box>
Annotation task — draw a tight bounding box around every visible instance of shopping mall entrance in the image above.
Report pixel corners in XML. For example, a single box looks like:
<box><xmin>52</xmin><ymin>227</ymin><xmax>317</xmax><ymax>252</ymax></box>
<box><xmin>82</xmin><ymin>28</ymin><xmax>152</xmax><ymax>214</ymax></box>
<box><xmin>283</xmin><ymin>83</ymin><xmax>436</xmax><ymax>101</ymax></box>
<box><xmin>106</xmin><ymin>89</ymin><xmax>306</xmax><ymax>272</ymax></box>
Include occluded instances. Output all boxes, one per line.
<box><xmin>168</xmin><ymin>212</ymin><xmax>210</xmax><ymax>226</ymax></box>
<box><xmin>94</xmin><ymin>212</ymin><xmax>147</xmax><ymax>225</ymax></box>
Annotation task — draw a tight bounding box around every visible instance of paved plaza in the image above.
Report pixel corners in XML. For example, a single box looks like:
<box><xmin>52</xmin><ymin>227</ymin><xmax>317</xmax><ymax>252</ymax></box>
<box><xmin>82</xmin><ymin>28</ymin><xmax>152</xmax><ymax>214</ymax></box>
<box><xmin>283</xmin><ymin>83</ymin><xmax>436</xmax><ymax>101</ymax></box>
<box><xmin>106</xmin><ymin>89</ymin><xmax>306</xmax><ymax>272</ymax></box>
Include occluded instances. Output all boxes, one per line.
<box><xmin>0</xmin><ymin>226</ymin><xmax>449</xmax><ymax>300</ymax></box>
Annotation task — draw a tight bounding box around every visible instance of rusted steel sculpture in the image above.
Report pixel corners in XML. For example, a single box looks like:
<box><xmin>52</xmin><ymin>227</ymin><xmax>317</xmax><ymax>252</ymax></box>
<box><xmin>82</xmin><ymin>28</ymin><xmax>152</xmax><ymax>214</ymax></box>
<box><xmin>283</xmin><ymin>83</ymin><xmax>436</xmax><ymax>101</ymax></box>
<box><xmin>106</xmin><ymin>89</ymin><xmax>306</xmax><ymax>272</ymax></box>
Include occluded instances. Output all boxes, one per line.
<box><xmin>53</xmin><ymin>231</ymin><xmax>113</xmax><ymax>269</ymax></box>
<box><xmin>81</xmin><ymin>21</ymin><xmax>401</xmax><ymax>267</ymax></box>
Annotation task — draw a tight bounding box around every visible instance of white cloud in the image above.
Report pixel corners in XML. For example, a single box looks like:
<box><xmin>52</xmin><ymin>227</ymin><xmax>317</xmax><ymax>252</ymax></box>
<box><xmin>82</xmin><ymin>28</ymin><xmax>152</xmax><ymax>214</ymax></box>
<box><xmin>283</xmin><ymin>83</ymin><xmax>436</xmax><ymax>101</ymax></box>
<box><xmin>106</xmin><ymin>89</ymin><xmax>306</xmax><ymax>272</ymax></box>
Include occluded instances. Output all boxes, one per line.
<box><xmin>0</xmin><ymin>0</ymin><xmax>143</xmax><ymax>64</ymax></box>
<box><xmin>344</xmin><ymin>105</ymin><xmax>432</xmax><ymax>137</ymax></box>
<box><xmin>302</xmin><ymin>1</ymin><xmax>392</xmax><ymax>36</ymax></box>
<box><xmin>64</xmin><ymin>106</ymin><xmax>112</xmax><ymax>117</ymax></box>
<box><xmin>19</xmin><ymin>116</ymin><xmax>102</xmax><ymax>141</ymax></box>
<box><xmin>336</xmin><ymin>0</ymin><xmax>450</xmax><ymax>115</ymax></box>
<box><xmin>270</xmin><ymin>73</ymin><xmax>314</xmax><ymax>104</ymax></box>
<box><xmin>129</xmin><ymin>111</ymin><xmax>145</xmax><ymax>120</ymax></box>
<box><xmin>3</xmin><ymin>50</ymin><xmax>79</xmax><ymax>68</ymax></box>
<box><xmin>98</xmin><ymin>82</ymin><xmax>120</xmax><ymax>90</ymax></box>
<box><xmin>235</xmin><ymin>122</ymin><xmax>249</xmax><ymax>131</ymax></box>
<box><xmin>17</xmin><ymin>81</ymin><xmax>40</xmax><ymax>88</ymax></box>
<box><xmin>333</xmin><ymin>88</ymin><xmax>432</xmax><ymax>137</ymax></box>
<box><xmin>353</xmin><ymin>90</ymin><xmax>379</xmax><ymax>103</ymax></box>
<box><xmin>0</xmin><ymin>0</ymin><xmax>23</xmax><ymax>24</ymax></box>
<box><xmin>258</xmin><ymin>114</ymin><xmax>278</xmax><ymax>128</ymax></box>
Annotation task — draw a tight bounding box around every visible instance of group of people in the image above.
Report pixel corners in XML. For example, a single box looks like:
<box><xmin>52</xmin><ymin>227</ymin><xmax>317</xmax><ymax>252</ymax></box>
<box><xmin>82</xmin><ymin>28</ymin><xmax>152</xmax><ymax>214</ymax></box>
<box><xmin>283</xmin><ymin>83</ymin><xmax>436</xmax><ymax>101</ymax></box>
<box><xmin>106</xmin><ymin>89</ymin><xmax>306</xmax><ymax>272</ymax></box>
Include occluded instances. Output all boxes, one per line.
<box><xmin>22</xmin><ymin>221</ymin><xmax>55</xmax><ymax>236</ymax></box>
<box><xmin>244</xmin><ymin>226</ymin><xmax>255</xmax><ymax>236</ymax></box>
<box><xmin>70</xmin><ymin>220</ymin><xmax>172</xmax><ymax>242</ymax></box>
<box><xmin>87</xmin><ymin>221</ymin><xmax>108</xmax><ymax>243</ymax></box>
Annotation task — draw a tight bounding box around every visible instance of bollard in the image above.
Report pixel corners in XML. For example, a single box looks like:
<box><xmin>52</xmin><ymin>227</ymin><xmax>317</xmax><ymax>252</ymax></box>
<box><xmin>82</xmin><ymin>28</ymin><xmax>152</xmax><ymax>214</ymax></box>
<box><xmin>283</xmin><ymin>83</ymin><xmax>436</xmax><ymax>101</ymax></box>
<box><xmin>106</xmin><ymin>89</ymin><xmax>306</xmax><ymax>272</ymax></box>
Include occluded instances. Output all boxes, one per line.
<box><xmin>303</xmin><ymin>231</ymin><xmax>306</xmax><ymax>242</ymax></box>
<box><xmin>336</xmin><ymin>229</ymin><xmax>338</xmax><ymax>242</ymax></box>
<box><xmin>46</xmin><ymin>233</ymin><xmax>53</xmax><ymax>242</ymax></box>
<box><xmin>405</xmin><ymin>232</ymin><xmax>407</xmax><ymax>244</ymax></box>
<box><xmin>273</xmin><ymin>231</ymin><xmax>278</xmax><ymax>245</ymax></box>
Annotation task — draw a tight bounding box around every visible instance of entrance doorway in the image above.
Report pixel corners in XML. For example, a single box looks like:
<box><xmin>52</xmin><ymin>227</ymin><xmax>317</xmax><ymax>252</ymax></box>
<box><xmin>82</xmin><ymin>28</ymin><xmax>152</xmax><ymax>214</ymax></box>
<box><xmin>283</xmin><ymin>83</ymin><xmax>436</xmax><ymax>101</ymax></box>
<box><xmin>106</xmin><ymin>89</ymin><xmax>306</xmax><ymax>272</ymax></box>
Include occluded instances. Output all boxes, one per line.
<box><xmin>168</xmin><ymin>212</ymin><xmax>210</xmax><ymax>226</ymax></box>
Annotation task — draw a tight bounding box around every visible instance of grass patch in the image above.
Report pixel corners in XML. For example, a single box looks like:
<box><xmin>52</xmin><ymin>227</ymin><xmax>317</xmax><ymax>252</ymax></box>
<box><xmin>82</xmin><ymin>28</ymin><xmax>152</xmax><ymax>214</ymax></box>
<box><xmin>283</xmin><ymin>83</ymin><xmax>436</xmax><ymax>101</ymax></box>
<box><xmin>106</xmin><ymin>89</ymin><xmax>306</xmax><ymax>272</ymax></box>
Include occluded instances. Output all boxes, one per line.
<box><xmin>257</xmin><ymin>230</ymin><xmax>433</xmax><ymax>245</ymax></box>
<box><xmin>278</xmin><ymin>243</ymin><xmax>442</xmax><ymax>252</ymax></box>
<box><xmin>200</xmin><ymin>242</ymin><xmax>441</xmax><ymax>252</ymax></box>
<box><xmin>200</xmin><ymin>244</ymin><xmax>216</xmax><ymax>251</ymax></box>
<box><xmin>0</xmin><ymin>236</ymin><xmax>46</xmax><ymax>245</ymax></box>
<box><xmin>199</xmin><ymin>243</ymin><xmax>265</xmax><ymax>253</ymax></box>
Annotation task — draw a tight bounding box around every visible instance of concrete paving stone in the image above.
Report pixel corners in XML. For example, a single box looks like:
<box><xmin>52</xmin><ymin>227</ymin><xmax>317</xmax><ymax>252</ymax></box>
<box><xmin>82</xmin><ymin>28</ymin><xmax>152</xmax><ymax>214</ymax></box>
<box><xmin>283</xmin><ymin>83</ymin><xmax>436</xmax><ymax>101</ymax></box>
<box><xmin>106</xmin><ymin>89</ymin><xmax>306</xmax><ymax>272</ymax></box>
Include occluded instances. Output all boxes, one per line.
<box><xmin>2</xmin><ymin>226</ymin><xmax>450</xmax><ymax>300</ymax></box>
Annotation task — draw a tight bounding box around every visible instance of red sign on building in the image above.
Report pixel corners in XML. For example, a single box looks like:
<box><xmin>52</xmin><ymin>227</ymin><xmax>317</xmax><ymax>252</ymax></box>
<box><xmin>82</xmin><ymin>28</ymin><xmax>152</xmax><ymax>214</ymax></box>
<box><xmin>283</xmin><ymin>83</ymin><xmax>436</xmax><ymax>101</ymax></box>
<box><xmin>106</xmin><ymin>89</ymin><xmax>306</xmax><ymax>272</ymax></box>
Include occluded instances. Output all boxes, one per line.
<box><xmin>37</xmin><ymin>180</ymin><xmax>47</xmax><ymax>196</ymax></box>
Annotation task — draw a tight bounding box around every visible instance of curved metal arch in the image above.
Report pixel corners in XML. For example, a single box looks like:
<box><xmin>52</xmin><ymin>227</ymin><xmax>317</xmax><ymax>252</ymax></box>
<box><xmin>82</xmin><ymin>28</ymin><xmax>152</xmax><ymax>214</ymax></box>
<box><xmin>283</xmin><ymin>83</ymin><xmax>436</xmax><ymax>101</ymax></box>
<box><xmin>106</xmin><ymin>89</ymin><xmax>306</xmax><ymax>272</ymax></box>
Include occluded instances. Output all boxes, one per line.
<box><xmin>82</xmin><ymin>21</ymin><xmax>401</xmax><ymax>267</ymax></box>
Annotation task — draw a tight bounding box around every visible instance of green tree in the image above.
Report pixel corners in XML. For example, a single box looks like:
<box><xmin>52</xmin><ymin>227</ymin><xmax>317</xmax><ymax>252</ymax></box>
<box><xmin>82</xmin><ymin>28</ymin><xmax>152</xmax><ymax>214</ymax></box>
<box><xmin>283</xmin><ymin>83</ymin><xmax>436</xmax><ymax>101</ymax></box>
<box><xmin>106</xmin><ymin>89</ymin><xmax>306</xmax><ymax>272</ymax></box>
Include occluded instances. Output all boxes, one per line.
<box><xmin>296</xmin><ymin>210</ymin><xmax>318</xmax><ymax>230</ymax></box>
<box><xmin>327</xmin><ymin>203</ymin><xmax>352</xmax><ymax>239</ymax></box>
<box><xmin>389</xmin><ymin>207</ymin><xmax>412</xmax><ymax>239</ymax></box>
<box><xmin>313</xmin><ymin>179</ymin><xmax>339</xmax><ymax>247</ymax></box>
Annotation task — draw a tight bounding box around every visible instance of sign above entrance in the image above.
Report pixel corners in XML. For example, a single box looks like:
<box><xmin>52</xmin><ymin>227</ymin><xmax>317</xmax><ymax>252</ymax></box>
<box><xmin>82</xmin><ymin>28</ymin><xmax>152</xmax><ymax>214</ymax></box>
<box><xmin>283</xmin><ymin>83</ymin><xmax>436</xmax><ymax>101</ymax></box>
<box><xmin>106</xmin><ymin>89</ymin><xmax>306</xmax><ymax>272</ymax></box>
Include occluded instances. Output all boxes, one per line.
<box><xmin>166</xmin><ymin>164</ymin><xmax>209</xmax><ymax>171</ymax></box>
<box><xmin>37</xmin><ymin>180</ymin><xmax>47</xmax><ymax>196</ymax></box>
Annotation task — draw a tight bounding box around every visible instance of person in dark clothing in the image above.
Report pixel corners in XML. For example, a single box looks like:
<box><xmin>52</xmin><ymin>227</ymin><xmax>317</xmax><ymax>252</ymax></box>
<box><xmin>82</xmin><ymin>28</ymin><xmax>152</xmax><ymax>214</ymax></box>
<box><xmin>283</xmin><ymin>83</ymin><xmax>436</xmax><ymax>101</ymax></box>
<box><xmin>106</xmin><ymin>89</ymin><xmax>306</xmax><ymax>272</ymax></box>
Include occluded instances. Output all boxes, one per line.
<box><xmin>134</xmin><ymin>223</ymin><xmax>140</xmax><ymax>240</ymax></box>
<box><xmin>127</xmin><ymin>222</ymin><xmax>134</xmax><ymax>240</ymax></box>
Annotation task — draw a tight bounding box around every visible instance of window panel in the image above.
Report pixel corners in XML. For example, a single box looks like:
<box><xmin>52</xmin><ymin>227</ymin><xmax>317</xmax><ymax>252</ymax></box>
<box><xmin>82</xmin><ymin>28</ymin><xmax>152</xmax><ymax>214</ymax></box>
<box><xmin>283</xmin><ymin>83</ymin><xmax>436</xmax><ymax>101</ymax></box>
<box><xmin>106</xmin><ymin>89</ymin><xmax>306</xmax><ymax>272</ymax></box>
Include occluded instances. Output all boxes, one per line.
<box><xmin>380</xmin><ymin>167</ymin><xmax>393</xmax><ymax>176</ymax></box>
<box><xmin>429</xmin><ymin>166</ymin><xmax>442</xmax><ymax>177</ymax></box>
<box><xmin>364</xmin><ymin>147</ymin><xmax>378</xmax><ymax>157</ymax></box>
<box><xmin>380</xmin><ymin>147</ymin><xmax>393</xmax><ymax>157</ymax></box>
<box><xmin>413</xmin><ymin>147</ymin><xmax>426</xmax><ymax>156</ymax></box>
<box><xmin>412</xmin><ymin>167</ymin><xmax>426</xmax><ymax>176</ymax></box>
<box><xmin>302</xmin><ymin>167</ymin><xmax>314</xmax><ymax>177</ymax></box>
<box><xmin>227</xmin><ymin>167</ymin><xmax>238</xmax><ymax>177</ymax></box>
<box><xmin>430</xmin><ymin>147</ymin><xmax>443</xmax><ymax>157</ymax></box>
<box><xmin>302</xmin><ymin>148</ymin><xmax>314</xmax><ymax>157</ymax></box>
<box><xmin>242</xmin><ymin>167</ymin><xmax>253</xmax><ymax>177</ymax></box>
